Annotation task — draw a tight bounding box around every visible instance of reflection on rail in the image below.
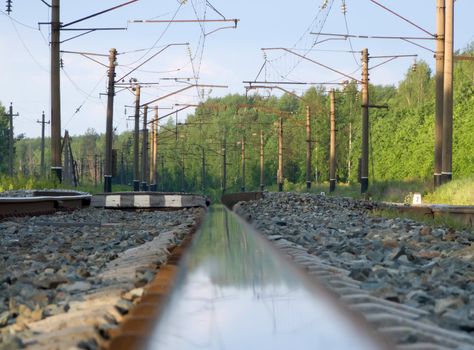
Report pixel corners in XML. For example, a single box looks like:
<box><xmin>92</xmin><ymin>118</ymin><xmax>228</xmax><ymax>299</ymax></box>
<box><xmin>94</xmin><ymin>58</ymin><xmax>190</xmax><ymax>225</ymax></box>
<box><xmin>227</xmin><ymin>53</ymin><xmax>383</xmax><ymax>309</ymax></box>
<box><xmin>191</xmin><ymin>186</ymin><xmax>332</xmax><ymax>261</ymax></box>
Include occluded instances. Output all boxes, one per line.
<box><xmin>144</xmin><ymin>205</ymin><xmax>390</xmax><ymax>350</ymax></box>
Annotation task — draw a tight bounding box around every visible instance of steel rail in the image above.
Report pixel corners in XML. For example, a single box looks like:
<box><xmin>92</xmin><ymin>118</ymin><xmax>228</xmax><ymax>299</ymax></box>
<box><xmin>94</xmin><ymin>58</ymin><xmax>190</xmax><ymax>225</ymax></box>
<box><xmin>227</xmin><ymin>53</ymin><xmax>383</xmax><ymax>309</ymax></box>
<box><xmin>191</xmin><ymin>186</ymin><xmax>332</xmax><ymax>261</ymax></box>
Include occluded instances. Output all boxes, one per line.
<box><xmin>0</xmin><ymin>191</ymin><xmax>91</xmax><ymax>218</ymax></box>
<box><xmin>109</xmin><ymin>205</ymin><xmax>391</xmax><ymax>349</ymax></box>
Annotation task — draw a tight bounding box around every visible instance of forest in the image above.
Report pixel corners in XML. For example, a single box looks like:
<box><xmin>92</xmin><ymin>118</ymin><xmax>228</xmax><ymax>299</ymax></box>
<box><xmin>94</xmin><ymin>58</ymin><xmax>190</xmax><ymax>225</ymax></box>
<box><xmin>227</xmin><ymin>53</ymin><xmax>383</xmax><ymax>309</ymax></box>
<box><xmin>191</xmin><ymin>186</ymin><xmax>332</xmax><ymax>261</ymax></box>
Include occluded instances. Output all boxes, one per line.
<box><xmin>1</xmin><ymin>44</ymin><xmax>473</xmax><ymax>199</ymax></box>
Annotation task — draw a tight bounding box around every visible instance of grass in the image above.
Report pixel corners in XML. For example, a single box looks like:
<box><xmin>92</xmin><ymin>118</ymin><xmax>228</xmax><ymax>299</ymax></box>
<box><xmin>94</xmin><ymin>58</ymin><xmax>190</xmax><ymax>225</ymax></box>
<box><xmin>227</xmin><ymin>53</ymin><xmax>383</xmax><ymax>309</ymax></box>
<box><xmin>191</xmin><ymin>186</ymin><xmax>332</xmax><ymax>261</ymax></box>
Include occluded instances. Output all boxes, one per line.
<box><xmin>265</xmin><ymin>176</ymin><xmax>474</xmax><ymax>206</ymax></box>
<box><xmin>371</xmin><ymin>208</ymin><xmax>472</xmax><ymax>231</ymax></box>
<box><xmin>2</xmin><ymin>174</ymin><xmax>473</xmax><ymax>206</ymax></box>
<box><xmin>424</xmin><ymin>176</ymin><xmax>474</xmax><ymax>205</ymax></box>
<box><xmin>0</xmin><ymin>175</ymin><xmax>133</xmax><ymax>195</ymax></box>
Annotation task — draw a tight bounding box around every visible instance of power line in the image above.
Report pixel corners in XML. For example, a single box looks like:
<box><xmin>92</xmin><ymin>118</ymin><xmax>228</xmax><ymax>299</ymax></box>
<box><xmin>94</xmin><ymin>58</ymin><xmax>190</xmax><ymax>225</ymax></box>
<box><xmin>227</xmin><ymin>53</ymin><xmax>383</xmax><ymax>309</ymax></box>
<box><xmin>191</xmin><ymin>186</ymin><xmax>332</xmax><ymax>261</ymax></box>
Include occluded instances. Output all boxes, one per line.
<box><xmin>341</xmin><ymin>0</ymin><xmax>360</xmax><ymax>66</ymax></box>
<box><xmin>9</xmin><ymin>17</ymin><xmax>49</xmax><ymax>72</ymax></box>
<box><xmin>367</xmin><ymin>0</ymin><xmax>435</xmax><ymax>37</ymax></box>
<box><xmin>124</xmin><ymin>2</ymin><xmax>184</xmax><ymax>66</ymax></box>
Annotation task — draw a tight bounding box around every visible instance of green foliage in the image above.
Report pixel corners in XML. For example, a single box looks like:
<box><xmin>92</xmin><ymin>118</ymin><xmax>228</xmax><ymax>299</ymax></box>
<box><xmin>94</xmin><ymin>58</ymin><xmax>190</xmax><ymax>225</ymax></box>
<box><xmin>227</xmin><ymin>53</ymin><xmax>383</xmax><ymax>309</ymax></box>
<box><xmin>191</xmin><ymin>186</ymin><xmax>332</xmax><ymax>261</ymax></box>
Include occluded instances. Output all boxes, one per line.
<box><xmin>0</xmin><ymin>174</ymin><xmax>57</xmax><ymax>192</ymax></box>
<box><xmin>3</xmin><ymin>45</ymin><xmax>473</xmax><ymax>204</ymax></box>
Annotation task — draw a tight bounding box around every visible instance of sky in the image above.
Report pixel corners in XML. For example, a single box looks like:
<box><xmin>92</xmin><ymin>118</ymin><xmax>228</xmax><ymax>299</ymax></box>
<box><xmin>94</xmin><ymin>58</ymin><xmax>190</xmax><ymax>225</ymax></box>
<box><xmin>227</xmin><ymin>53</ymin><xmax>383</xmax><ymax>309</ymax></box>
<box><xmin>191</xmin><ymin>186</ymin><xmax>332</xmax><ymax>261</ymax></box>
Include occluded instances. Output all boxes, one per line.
<box><xmin>0</xmin><ymin>0</ymin><xmax>473</xmax><ymax>138</ymax></box>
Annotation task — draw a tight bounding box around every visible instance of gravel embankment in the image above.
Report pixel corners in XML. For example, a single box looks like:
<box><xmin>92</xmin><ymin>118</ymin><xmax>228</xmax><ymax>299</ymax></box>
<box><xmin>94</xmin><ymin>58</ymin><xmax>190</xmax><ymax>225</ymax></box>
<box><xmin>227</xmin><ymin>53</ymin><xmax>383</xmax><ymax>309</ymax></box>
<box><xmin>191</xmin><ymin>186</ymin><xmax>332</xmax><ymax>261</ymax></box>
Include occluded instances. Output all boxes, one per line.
<box><xmin>0</xmin><ymin>207</ymin><xmax>203</xmax><ymax>349</ymax></box>
<box><xmin>234</xmin><ymin>192</ymin><xmax>474</xmax><ymax>336</ymax></box>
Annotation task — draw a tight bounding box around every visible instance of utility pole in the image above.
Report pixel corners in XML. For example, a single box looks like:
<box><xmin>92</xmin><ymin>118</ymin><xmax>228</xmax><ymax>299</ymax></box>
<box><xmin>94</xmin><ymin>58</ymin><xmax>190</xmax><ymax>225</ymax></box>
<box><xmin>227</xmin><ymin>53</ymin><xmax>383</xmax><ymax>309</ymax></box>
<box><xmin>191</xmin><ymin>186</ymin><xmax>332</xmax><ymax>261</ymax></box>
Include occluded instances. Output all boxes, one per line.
<box><xmin>348</xmin><ymin>122</ymin><xmax>352</xmax><ymax>182</ymax></box>
<box><xmin>180</xmin><ymin>151</ymin><xmax>185</xmax><ymax>192</ymax></box>
<box><xmin>51</xmin><ymin>0</ymin><xmax>62</xmax><ymax>182</ymax></box>
<box><xmin>37</xmin><ymin>111</ymin><xmax>50</xmax><ymax>177</ymax></box>
<box><xmin>260</xmin><ymin>130</ymin><xmax>265</xmax><ymax>191</ymax></box>
<box><xmin>305</xmin><ymin>105</ymin><xmax>312</xmax><ymax>190</ymax></box>
<box><xmin>7</xmin><ymin>103</ymin><xmax>19</xmax><ymax>178</ymax></box>
<box><xmin>201</xmin><ymin>147</ymin><xmax>206</xmax><ymax>193</ymax></box>
<box><xmin>329</xmin><ymin>89</ymin><xmax>336</xmax><ymax>192</ymax></box>
<box><xmin>361</xmin><ymin>48</ymin><xmax>370</xmax><ymax>194</ymax></box>
<box><xmin>104</xmin><ymin>48</ymin><xmax>117</xmax><ymax>193</ymax></box>
<box><xmin>240</xmin><ymin>135</ymin><xmax>246</xmax><ymax>192</ymax></box>
<box><xmin>221</xmin><ymin>129</ymin><xmax>227</xmax><ymax>195</ymax></box>
<box><xmin>141</xmin><ymin>105</ymin><xmax>148</xmax><ymax>191</ymax></box>
<box><xmin>133</xmin><ymin>84</ymin><xmax>140</xmax><ymax>191</ymax></box>
<box><xmin>434</xmin><ymin>0</ymin><xmax>445</xmax><ymax>188</ymax></box>
<box><xmin>277</xmin><ymin>116</ymin><xmax>284</xmax><ymax>192</ymax></box>
<box><xmin>150</xmin><ymin>106</ymin><xmax>158</xmax><ymax>191</ymax></box>
<box><xmin>94</xmin><ymin>154</ymin><xmax>98</xmax><ymax>187</ymax></box>
<box><xmin>441</xmin><ymin>0</ymin><xmax>453</xmax><ymax>184</ymax></box>
<box><xmin>160</xmin><ymin>155</ymin><xmax>165</xmax><ymax>191</ymax></box>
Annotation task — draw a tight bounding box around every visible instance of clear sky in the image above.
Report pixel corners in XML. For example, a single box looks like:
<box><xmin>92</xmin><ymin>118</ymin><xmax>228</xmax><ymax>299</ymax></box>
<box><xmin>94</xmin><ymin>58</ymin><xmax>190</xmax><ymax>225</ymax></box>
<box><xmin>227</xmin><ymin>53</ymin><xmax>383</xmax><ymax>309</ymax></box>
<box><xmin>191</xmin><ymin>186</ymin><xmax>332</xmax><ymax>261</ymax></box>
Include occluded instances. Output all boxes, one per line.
<box><xmin>1</xmin><ymin>0</ymin><xmax>473</xmax><ymax>138</ymax></box>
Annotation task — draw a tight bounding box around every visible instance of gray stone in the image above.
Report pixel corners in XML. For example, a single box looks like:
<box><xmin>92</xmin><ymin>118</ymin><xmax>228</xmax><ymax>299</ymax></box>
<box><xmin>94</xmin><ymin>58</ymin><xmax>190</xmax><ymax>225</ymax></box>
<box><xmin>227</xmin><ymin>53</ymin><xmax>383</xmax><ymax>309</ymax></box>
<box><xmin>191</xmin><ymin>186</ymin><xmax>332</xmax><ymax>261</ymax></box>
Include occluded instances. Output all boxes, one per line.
<box><xmin>60</xmin><ymin>281</ymin><xmax>92</xmax><ymax>293</ymax></box>
<box><xmin>0</xmin><ymin>311</ymin><xmax>10</xmax><ymax>327</ymax></box>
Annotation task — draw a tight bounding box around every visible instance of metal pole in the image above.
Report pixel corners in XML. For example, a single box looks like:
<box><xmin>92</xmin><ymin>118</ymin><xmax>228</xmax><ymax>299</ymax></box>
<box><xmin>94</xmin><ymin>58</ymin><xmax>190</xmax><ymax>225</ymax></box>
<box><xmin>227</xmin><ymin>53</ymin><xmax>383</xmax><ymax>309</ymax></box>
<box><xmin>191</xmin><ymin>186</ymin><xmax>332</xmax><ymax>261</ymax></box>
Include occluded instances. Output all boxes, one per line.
<box><xmin>8</xmin><ymin>103</ymin><xmax>13</xmax><ymax>177</ymax></box>
<box><xmin>348</xmin><ymin>122</ymin><xmax>352</xmax><ymax>182</ymax></box>
<box><xmin>133</xmin><ymin>85</ymin><xmax>140</xmax><ymax>191</ymax></box>
<box><xmin>180</xmin><ymin>151</ymin><xmax>185</xmax><ymax>192</ymax></box>
<box><xmin>305</xmin><ymin>105</ymin><xmax>312</xmax><ymax>190</ymax></box>
<box><xmin>260</xmin><ymin>130</ymin><xmax>265</xmax><ymax>191</ymax></box>
<box><xmin>221</xmin><ymin>130</ymin><xmax>227</xmax><ymax>195</ymax></box>
<box><xmin>104</xmin><ymin>48</ymin><xmax>117</xmax><ymax>193</ymax></box>
<box><xmin>141</xmin><ymin>105</ymin><xmax>148</xmax><ymax>191</ymax></box>
<box><xmin>37</xmin><ymin>111</ymin><xmax>49</xmax><ymax>177</ymax></box>
<box><xmin>149</xmin><ymin>107</ymin><xmax>157</xmax><ymax>191</ymax></box>
<box><xmin>240</xmin><ymin>135</ymin><xmax>245</xmax><ymax>192</ymax></box>
<box><xmin>94</xmin><ymin>154</ymin><xmax>98</xmax><ymax>187</ymax></box>
<box><xmin>434</xmin><ymin>0</ymin><xmax>445</xmax><ymax>188</ymax></box>
<box><xmin>361</xmin><ymin>48</ymin><xmax>370</xmax><ymax>193</ymax></box>
<box><xmin>161</xmin><ymin>155</ymin><xmax>164</xmax><ymax>191</ymax></box>
<box><xmin>51</xmin><ymin>0</ymin><xmax>62</xmax><ymax>182</ymax></box>
<box><xmin>277</xmin><ymin>116</ymin><xmax>283</xmax><ymax>192</ymax></box>
<box><xmin>441</xmin><ymin>0</ymin><xmax>453</xmax><ymax>184</ymax></box>
<box><xmin>329</xmin><ymin>89</ymin><xmax>337</xmax><ymax>192</ymax></box>
<box><xmin>201</xmin><ymin>147</ymin><xmax>205</xmax><ymax>193</ymax></box>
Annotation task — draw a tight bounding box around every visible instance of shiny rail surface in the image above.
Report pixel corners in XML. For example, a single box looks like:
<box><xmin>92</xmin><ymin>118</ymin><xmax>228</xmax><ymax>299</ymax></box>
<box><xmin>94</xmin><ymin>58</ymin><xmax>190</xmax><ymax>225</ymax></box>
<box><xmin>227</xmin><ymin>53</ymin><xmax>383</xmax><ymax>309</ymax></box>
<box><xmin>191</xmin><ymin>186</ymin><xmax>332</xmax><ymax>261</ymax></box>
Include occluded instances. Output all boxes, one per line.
<box><xmin>142</xmin><ymin>205</ymin><xmax>391</xmax><ymax>350</ymax></box>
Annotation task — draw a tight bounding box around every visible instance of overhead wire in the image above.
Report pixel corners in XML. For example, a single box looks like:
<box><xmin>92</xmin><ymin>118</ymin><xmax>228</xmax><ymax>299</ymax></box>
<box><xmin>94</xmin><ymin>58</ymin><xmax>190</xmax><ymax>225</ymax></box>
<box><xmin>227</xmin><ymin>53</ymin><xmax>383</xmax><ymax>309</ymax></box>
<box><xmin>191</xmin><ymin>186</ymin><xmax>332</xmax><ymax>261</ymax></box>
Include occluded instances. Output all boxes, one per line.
<box><xmin>123</xmin><ymin>2</ymin><xmax>184</xmax><ymax>66</ymax></box>
<box><xmin>341</xmin><ymin>0</ymin><xmax>361</xmax><ymax>66</ymax></box>
<box><xmin>261</xmin><ymin>0</ymin><xmax>336</xmax><ymax>82</ymax></box>
<box><xmin>1</xmin><ymin>10</ymin><xmax>38</xmax><ymax>30</ymax></box>
<box><xmin>8</xmin><ymin>17</ymin><xmax>49</xmax><ymax>72</ymax></box>
<box><xmin>63</xmin><ymin>72</ymin><xmax>107</xmax><ymax>128</ymax></box>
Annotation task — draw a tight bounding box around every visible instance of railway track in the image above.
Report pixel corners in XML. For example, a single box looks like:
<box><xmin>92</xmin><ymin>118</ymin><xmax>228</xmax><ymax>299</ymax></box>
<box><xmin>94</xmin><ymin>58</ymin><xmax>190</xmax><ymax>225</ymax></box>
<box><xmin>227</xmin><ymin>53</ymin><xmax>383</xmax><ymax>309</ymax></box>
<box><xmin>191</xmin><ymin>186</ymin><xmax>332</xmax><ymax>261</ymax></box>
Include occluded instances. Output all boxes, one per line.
<box><xmin>1</xmin><ymin>190</ymin><xmax>473</xmax><ymax>349</ymax></box>
<box><xmin>0</xmin><ymin>190</ymin><xmax>91</xmax><ymax>219</ymax></box>
<box><xmin>110</xmin><ymin>205</ymin><xmax>391</xmax><ymax>350</ymax></box>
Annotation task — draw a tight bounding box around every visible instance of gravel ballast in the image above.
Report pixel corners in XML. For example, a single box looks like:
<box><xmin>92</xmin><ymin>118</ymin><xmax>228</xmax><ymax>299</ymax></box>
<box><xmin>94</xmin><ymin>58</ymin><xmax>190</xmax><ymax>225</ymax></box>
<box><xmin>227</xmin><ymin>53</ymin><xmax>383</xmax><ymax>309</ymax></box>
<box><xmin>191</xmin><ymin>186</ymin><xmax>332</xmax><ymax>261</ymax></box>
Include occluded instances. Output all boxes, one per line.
<box><xmin>234</xmin><ymin>192</ymin><xmax>474</xmax><ymax>337</ymax></box>
<box><xmin>0</xmin><ymin>207</ymin><xmax>203</xmax><ymax>349</ymax></box>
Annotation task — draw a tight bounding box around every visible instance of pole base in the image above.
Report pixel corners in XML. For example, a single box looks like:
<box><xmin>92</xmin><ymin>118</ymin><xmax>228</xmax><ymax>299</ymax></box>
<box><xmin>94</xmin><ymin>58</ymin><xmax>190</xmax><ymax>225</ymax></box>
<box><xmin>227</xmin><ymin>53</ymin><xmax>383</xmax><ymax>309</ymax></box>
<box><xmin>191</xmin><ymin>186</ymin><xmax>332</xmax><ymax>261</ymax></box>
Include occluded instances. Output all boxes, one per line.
<box><xmin>133</xmin><ymin>180</ymin><xmax>140</xmax><ymax>192</ymax></box>
<box><xmin>433</xmin><ymin>174</ymin><xmax>442</xmax><ymax>188</ymax></box>
<box><xmin>51</xmin><ymin>168</ymin><xmax>62</xmax><ymax>184</ymax></box>
<box><xmin>329</xmin><ymin>180</ymin><xmax>336</xmax><ymax>193</ymax></box>
<box><xmin>440</xmin><ymin>173</ymin><xmax>452</xmax><ymax>185</ymax></box>
<box><xmin>361</xmin><ymin>178</ymin><xmax>369</xmax><ymax>194</ymax></box>
<box><xmin>140</xmin><ymin>182</ymin><xmax>148</xmax><ymax>191</ymax></box>
<box><xmin>150</xmin><ymin>184</ymin><xmax>157</xmax><ymax>192</ymax></box>
<box><xmin>278</xmin><ymin>183</ymin><xmax>283</xmax><ymax>192</ymax></box>
<box><xmin>240</xmin><ymin>187</ymin><xmax>245</xmax><ymax>193</ymax></box>
<box><xmin>260</xmin><ymin>184</ymin><xmax>264</xmax><ymax>192</ymax></box>
<box><xmin>306</xmin><ymin>181</ymin><xmax>311</xmax><ymax>190</ymax></box>
<box><xmin>104</xmin><ymin>176</ymin><xmax>112</xmax><ymax>193</ymax></box>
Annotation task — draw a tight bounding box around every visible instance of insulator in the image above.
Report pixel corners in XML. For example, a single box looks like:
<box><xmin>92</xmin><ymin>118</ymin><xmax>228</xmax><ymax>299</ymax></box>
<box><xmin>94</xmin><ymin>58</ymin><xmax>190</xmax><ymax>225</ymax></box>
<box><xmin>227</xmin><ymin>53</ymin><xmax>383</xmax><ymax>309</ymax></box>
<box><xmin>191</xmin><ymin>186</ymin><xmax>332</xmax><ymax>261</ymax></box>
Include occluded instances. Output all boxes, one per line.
<box><xmin>6</xmin><ymin>0</ymin><xmax>12</xmax><ymax>14</ymax></box>
<box><xmin>321</xmin><ymin>0</ymin><xmax>328</xmax><ymax>9</ymax></box>
<box><xmin>341</xmin><ymin>1</ymin><xmax>347</xmax><ymax>14</ymax></box>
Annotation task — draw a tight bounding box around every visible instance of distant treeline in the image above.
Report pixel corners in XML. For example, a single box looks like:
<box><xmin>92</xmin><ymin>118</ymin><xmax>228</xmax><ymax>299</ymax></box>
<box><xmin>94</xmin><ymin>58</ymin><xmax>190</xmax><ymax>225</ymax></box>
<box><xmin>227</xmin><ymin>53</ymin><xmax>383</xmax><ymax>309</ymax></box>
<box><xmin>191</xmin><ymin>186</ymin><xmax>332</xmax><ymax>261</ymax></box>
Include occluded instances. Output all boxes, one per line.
<box><xmin>2</xmin><ymin>44</ymin><xmax>473</xmax><ymax>195</ymax></box>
